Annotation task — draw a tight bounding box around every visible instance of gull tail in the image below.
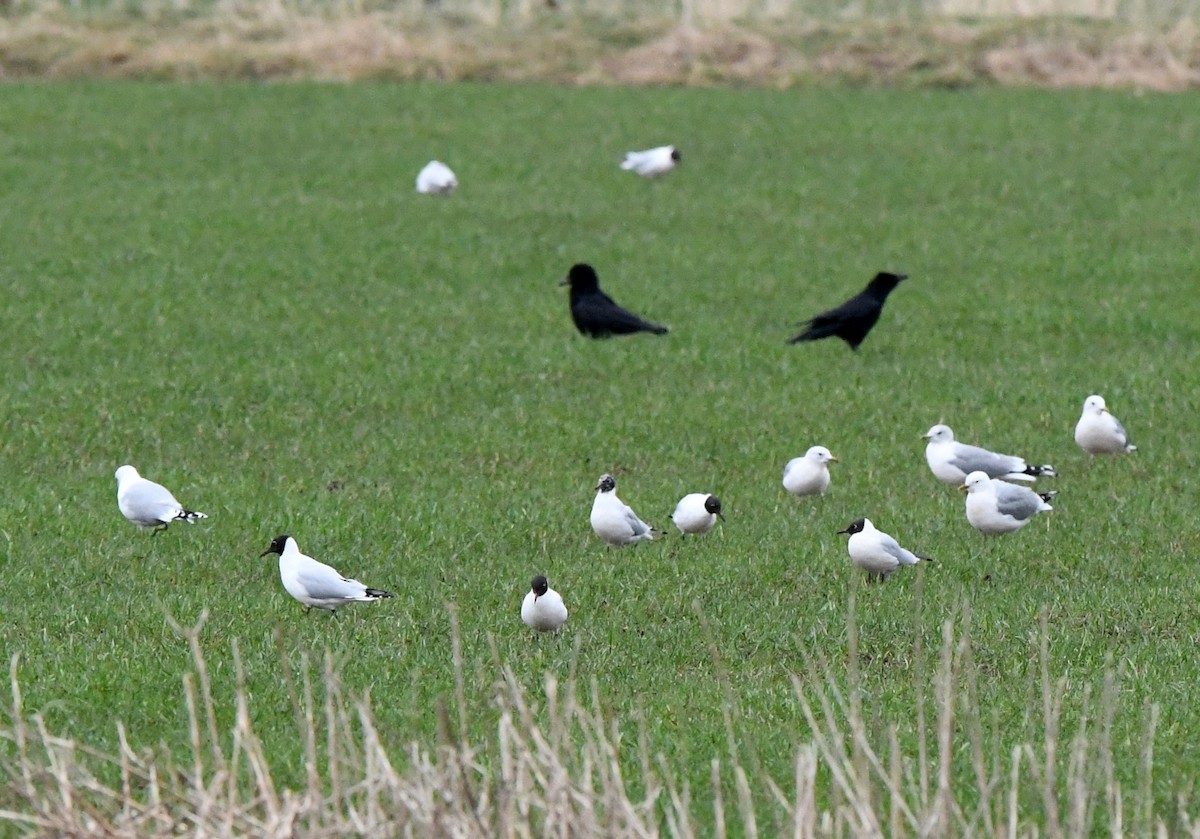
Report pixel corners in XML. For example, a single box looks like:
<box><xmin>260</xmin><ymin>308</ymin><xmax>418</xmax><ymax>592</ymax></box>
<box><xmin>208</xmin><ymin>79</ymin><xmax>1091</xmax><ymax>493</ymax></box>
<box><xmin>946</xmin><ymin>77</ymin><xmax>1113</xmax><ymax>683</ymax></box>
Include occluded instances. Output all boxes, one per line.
<box><xmin>364</xmin><ymin>588</ymin><xmax>394</xmax><ymax>600</ymax></box>
<box><xmin>918</xmin><ymin>555</ymin><xmax>934</xmax><ymax>563</ymax></box>
<box><xmin>175</xmin><ymin>509</ymin><xmax>208</xmax><ymax>524</ymax></box>
<box><xmin>1037</xmin><ymin>490</ymin><xmax>1057</xmax><ymax>510</ymax></box>
<box><xmin>1023</xmin><ymin>464</ymin><xmax>1056</xmax><ymax>479</ymax></box>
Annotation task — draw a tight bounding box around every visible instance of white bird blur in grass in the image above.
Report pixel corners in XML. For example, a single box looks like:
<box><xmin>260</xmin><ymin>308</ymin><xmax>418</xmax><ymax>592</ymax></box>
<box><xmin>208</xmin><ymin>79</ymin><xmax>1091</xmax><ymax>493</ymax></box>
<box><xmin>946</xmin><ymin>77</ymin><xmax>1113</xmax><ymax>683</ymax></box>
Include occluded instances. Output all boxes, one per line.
<box><xmin>670</xmin><ymin>493</ymin><xmax>724</xmax><ymax>535</ymax></box>
<box><xmin>782</xmin><ymin>446</ymin><xmax>837</xmax><ymax>497</ymax></box>
<box><xmin>521</xmin><ymin>575</ymin><xmax>568</xmax><ymax>632</ymax></box>
<box><xmin>590</xmin><ymin>473</ymin><xmax>657</xmax><ymax>546</ymax></box>
<box><xmin>922</xmin><ymin>424</ymin><xmax>1055</xmax><ymax>484</ymax></box>
<box><xmin>115</xmin><ymin>465</ymin><xmax>207</xmax><ymax>535</ymax></box>
<box><xmin>837</xmin><ymin>518</ymin><xmax>931</xmax><ymax>582</ymax></box>
<box><xmin>1075</xmin><ymin>395</ymin><xmax>1137</xmax><ymax>454</ymax></box>
<box><xmin>961</xmin><ymin>471</ymin><xmax>1056</xmax><ymax>535</ymax></box>
<box><xmin>620</xmin><ymin>145</ymin><xmax>680</xmax><ymax>178</ymax></box>
<box><xmin>416</xmin><ymin>160</ymin><xmax>457</xmax><ymax>195</ymax></box>
<box><xmin>259</xmin><ymin>535</ymin><xmax>394</xmax><ymax>615</ymax></box>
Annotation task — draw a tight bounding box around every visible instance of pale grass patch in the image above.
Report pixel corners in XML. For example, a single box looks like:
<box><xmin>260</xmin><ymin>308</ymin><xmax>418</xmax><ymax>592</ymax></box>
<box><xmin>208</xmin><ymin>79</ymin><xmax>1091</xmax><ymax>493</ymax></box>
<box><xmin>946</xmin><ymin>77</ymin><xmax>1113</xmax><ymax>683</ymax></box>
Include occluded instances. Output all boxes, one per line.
<box><xmin>0</xmin><ymin>0</ymin><xmax>1197</xmax><ymax>86</ymax></box>
<box><xmin>2</xmin><ymin>604</ymin><xmax>1198</xmax><ymax>838</ymax></box>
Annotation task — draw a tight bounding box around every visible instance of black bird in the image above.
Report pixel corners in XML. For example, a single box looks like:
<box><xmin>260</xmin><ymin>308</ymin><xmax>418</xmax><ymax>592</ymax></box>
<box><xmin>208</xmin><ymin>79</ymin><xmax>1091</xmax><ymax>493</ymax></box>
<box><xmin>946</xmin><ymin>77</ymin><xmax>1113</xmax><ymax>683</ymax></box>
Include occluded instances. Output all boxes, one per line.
<box><xmin>560</xmin><ymin>263</ymin><xmax>668</xmax><ymax>339</ymax></box>
<box><xmin>787</xmin><ymin>271</ymin><xmax>908</xmax><ymax>350</ymax></box>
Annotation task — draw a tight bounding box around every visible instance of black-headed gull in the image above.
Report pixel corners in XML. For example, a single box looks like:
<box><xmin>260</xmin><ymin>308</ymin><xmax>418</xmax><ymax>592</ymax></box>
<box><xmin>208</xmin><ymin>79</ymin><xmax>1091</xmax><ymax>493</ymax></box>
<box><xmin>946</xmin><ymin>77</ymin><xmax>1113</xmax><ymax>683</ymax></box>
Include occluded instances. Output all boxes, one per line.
<box><xmin>670</xmin><ymin>493</ymin><xmax>724</xmax><ymax>535</ymax></box>
<box><xmin>521</xmin><ymin>575</ymin><xmax>568</xmax><ymax>632</ymax></box>
<box><xmin>782</xmin><ymin>446</ymin><xmax>837</xmax><ymax>497</ymax></box>
<box><xmin>923</xmin><ymin>424</ymin><xmax>1055</xmax><ymax>485</ymax></box>
<box><xmin>259</xmin><ymin>535</ymin><xmax>394</xmax><ymax>615</ymax></box>
<box><xmin>1074</xmin><ymin>395</ymin><xmax>1137</xmax><ymax>454</ymax></box>
<box><xmin>590</xmin><ymin>473</ymin><xmax>657</xmax><ymax>546</ymax></box>
<box><xmin>115</xmin><ymin>465</ymin><xmax>207</xmax><ymax>535</ymax></box>
<box><xmin>837</xmin><ymin>518</ymin><xmax>931</xmax><ymax>582</ymax></box>
<box><xmin>620</xmin><ymin>145</ymin><xmax>680</xmax><ymax>178</ymax></box>
<box><xmin>961</xmin><ymin>471</ymin><xmax>1056</xmax><ymax>535</ymax></box>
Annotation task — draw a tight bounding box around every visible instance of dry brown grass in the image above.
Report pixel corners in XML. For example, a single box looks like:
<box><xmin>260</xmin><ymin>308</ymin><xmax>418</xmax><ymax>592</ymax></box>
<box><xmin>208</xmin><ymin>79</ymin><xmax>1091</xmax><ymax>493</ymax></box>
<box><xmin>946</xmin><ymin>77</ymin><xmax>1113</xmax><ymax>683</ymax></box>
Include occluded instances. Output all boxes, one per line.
<box><xmin>0</xmin><ymin>0</ymin><xmax>1198</xmax><ymax>87</ymax></box>
<box><xmin>3</xmin><ymin>606</ymin><xmax>1199</xmax><ymax>838</ymax></box>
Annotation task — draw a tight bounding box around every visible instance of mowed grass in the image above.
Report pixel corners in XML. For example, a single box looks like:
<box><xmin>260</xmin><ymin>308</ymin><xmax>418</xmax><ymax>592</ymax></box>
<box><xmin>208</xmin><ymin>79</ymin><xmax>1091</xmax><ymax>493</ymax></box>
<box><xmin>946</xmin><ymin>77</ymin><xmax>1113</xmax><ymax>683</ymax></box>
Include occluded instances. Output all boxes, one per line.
<box><xmin>1</xmin><ymin>82</ymin><xmax>1199</xmax><ymax>820</ymax></box>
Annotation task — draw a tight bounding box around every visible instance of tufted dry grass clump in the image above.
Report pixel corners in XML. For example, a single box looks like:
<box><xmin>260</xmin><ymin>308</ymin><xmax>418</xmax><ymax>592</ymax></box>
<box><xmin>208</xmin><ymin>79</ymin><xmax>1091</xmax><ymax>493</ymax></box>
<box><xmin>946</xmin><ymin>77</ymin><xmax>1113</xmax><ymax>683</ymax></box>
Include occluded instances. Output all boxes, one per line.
<box><xmin>0</xmin><ymin>0</ymin><xmax>1198</xmax><ymax>86</ymax></box>
<box><xmin>2</xmin><ymin>606</ymin><xmax>1197</xmax><ymax>838</ymax></box>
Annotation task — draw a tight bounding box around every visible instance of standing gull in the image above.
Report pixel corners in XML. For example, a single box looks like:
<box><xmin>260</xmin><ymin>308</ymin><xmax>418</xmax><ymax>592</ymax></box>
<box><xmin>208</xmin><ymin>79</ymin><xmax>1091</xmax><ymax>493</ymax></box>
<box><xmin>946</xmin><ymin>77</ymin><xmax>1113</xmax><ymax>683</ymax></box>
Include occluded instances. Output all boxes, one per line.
<box><xmin>259</xmin><ymin>535</ymin><xmax>394</xmax><ymax>615</ymax></box>
<box><xmin>620</xmin><ymin>145</ymin><xmax>680</xmax><ymax>178</ymax></box>
<box><xmin>115</xmin><ymin>465</ymin><xmax>207</xmax><ymax>535</ymax></box>
<box><xmin>961</xmin><ymin>471</ymin><xmax>1056</xmax><ymax>535</ymax></box>
<box><xmin>590</xmin><ymin>474</ymin><xmax>657</xmax><ymax>546</ymax></box>
<box><xmin>560</xmin><ymin>263</ymin><xmax>668</xmax><ymax>338</ymax></box>
<box><xmin>521</xmin><ymin>575</ymin><xmax>568</xmax><ymax>632</ymax></box>
<box><xmin>837</xmin><ymin>518</ymin><xmax>932</xmax><ymax>582</ymax></box>
<box><xmin>1075</xmin><ymin>395</ymin><xmax>1137</xmax><ymax>454</ymax></box>
<box><xmin>670</xmin><ymin>493</ymin><xmax>724</xmax><ymax>535</ymax></box>
<box><xmin>923</xmin><ymin>424</ymin><xmax>1055</xmax><ymax>485</ymax></box>
<box><xmin>782</xmin><ymin>446</ymin><xmax>838</xmax><ymax>497</ymax></box>
<box><xmin>788</xmin><ymin>272</ymin><xmax>907</xmax><ymax>350</ymax></box>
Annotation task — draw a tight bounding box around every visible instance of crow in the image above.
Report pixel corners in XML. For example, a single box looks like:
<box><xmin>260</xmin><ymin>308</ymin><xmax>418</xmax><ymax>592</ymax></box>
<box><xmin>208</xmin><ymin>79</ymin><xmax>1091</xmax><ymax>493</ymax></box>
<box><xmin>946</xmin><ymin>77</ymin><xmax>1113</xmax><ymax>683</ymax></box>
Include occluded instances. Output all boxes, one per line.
<box><xmin>560</xmin><ymin>263</ymin><xmax>668</xmax><ymax>339</ymax></box>
<box><xmin>787</xmin><ymin>271</ymin><xmax>908</xmax><ymax>350</ymax></box>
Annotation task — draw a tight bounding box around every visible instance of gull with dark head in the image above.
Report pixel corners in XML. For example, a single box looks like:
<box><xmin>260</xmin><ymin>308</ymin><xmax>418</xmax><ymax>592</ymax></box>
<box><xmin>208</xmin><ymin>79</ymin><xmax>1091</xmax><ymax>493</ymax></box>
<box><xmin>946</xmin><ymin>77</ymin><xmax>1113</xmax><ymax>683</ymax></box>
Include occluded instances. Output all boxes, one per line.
<box><xmin>590</xmin><ymin>473</ymin><xmax>657</xmax><ymax>546</ymax></box>
<box><xmin>521</xmin><ymin>575</ymin><xmax>568</xmax><ymax>632</ymax></box>
<box><xmin>259</xmin><ymin>535</ymin><xmax>394</xmax><ymax>615</ymax></box>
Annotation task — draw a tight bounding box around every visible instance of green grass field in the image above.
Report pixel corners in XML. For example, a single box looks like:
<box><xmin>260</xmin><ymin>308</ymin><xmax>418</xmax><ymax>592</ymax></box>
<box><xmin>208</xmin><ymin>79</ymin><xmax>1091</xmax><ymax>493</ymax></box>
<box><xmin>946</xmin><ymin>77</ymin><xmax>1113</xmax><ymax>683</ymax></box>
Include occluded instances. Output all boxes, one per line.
<box><xmin>2</xmin><ymin>82</ymin><xmax>1200</xmax><ymax>832</ymax></box>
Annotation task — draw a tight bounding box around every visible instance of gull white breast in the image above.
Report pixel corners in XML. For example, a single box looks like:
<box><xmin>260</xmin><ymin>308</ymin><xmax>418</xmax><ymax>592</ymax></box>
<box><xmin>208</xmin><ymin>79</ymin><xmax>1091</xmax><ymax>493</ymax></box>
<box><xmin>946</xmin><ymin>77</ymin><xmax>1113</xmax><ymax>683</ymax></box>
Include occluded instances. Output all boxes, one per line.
<box><xmin>115</xmin><ymin>464</ymin><xmax>207</xmax><ymax>534</ymax></box>
<box><xmin>590</xmin><ymin>473</ymin><xmax>657</xmax><ymax>546</ymax></box>
<box><xmin>922</xmin><ymin>424</ymin><xmax>1055</xmax><ymax>484</ymax></box>
<box><xmin>259</xmin><ymin>535</ymin><xmax>394</xmax><ymax>615</ymax></box>
<box><xmin>670</xmin><ymin>493</ymin><xmax>724</xmax><ymax>535</ymax></box>
<box><xmin>521</xmin><ymin>575</ymin><xmax>568</xmax><ymax>632</ymax></box>
<box><xmin>837</xmin><ymin>518</ymin><xmax>931</xmax><ymax>582</ymax></box>
<box><xmin>782</xmin><ymin>446</ymin><xmax>837</xmax><ymax>497</ymax></box>
<box><xmin>1075</xmin><ymin>395</ymin><xmax>1137</xmax><ymax>454</ymax></box>
<box><xmin>961</xmin><ymin>471</ymin><xmax>1056</xmax><ymax>535</ymax></box>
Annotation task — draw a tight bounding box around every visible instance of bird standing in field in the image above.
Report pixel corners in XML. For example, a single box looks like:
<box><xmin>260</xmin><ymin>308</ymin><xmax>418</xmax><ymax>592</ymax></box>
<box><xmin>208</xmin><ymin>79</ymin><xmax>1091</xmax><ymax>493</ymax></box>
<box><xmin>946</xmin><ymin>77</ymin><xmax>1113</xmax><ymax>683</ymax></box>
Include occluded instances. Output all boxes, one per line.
<box><xmin>923</xmin><ymin>424</ymin><xmax>1056</xmax><ymax>485</ymax></box>
<box><xmin>1075</xmin><ymin>395</ymin><xmax>1137</xmax><ymax>454</ymax></box>
<box><xmin>670</xmin><ymin>493</ymin><xmax>724</xmax><ymax>535</ymax></box>
<box><xmin>961</xmin><ymin>471</ymin><xmax>1056</xmax><ymax>535</ymax></box>
<box><xmin>590</xmin><ymin>474</ymin><xmax>657</xmax><ymax>546</ymax></box>
<box><xmin>788</xmin><ymin>271</ymin><xmax>907</xmax><ymax>350</ymax></box>
<box><xmin>415</xmin><ymin>160</ymin><xmax>457</xmax><ymax>195</ymax></box>
<box><xmin>782</xmin><ymin>446</ymin><xmax>838</xmax><ymax>497</ymax></box>
<box><xmin>521</xmin><ymin>575</ymin><xmax>568</xmax><ymax>632</ymax></box>
<box><xmin>259</xmin><ymin>535</ymin><xmax>394</xmax><ymax>615</ymax></box>
<box><xmin>560</xmin><ymin>263</ymin><xmax>668</xmax><ymax>338</ymax></box>
<box><xmin>837</xmin><ymin>518</ymin><xmax>932</xmax><ymax>582</ymax></box>
<box><xmin>115</xmin><ymin>465</ymin><xmax>207</xmax><ymax>535</ymax></box>
<box><xmin>620</xmin><ymin>145</ymin><xmax>680</xmax><ymax>178</ymax></box>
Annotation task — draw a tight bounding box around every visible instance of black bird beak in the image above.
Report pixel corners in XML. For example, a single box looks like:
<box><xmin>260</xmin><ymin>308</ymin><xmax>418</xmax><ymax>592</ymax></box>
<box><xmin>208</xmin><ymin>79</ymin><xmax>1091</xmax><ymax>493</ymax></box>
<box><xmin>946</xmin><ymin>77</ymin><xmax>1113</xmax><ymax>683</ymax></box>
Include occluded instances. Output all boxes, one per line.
<box><xmin>837</xmin><ymin>525</ymin><xmax>852</xmax><ymax>534</ymax></box>
<box><xmin>259</xmin><ymin>547</ymin><xmax>273</xmax><ymax>557</ymax></box>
